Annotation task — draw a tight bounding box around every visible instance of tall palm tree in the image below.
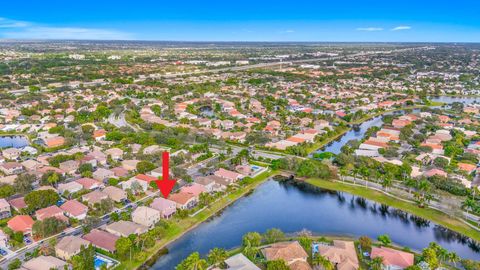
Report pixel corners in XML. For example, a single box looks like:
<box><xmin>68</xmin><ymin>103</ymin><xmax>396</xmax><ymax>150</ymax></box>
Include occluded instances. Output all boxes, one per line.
<box><xmin>382</xmin><ymin>174</ymin><xmax>393</xmax><ymax>191</ymax></box>
<box><xmin>369</xmin><ymin>256</ymin><xmax>384</xmax><ymax>270</ymax></box>
<box><xmin>312</xmin><ymin>254</ymin><xmax>334</xmax><ymax>270</ymax></box>
<box><xmin>207</xmin><ymin>248</ymin><xmax>228</xmax><ymax>267</ymax></box>
<box><xmin>242</xmin><ymin>240</ymin><xmax>259</xmax><ymax>262</ymax></box>
<box><xmin>462</xmin><ymin>197</ymin><xmax>476</xmax><ymax>214</ymax></box>
<box><xmin>448</xmin><ymin>252</ymin><xmax>460</xmax><ymax>267</ymax></box>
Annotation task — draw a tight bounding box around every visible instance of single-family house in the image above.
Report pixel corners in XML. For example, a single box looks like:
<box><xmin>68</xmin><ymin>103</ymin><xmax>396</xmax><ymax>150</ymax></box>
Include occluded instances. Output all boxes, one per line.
<box><xmin>7</xmin><ymin>215</ymin><xmax>34</xmax><ymax>234</ymax></box>
<box><xmin>55</xmin><ymin>235</ymin><xmax>91</xmax><ymax>260</ymax></box>
<box><xmin>106</xmin><ymin>221</ymin><xmax>148</xmax><ymax>237</ymax></box>
<box><xmin>132</xmin><ymin>206</ymin><xmax>161</xmax><ymax>228</ymax></box>
<box><xmin>169</xmin><ymin>192</ymin><xmax>198</xmax><ymax>210</ymax></box>
<box><xmin>22</xmin><ymin>255</ymin><xmax>67</xmax><ymax>270</ymax></box>
<box><xmin>371</xmin><ymin>247</ymin><xmax>414</xmax><ymax>270</ymax></box>
<box><xmin>60</xmin><ymin>200</ymin><xmax>89</xmax><ymax>220</ymax></box>
<box><xmin>35</xmin><ymin>205</ymin><xmax>68</xmax><ymax>222</ymax></box>
<box><xmin>82</xmin><ymin>229</ymin><xmax>119</xmax><ymax>253</ymax></box>
<box><xmin>149</xmin><ymin>197</ymin><xmax>177</xmax><ymax>219</ymax></box>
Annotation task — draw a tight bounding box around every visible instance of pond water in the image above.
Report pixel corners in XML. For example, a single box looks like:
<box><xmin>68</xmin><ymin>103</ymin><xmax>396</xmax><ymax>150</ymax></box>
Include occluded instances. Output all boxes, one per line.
<box><xmin>152</xmin><ymin>180</ymin><xmax>480</xmax><ymax>269</ymax></box>
<box><xmin>429</xmin><ymin>96</ymin><xmax>480</xmax><ymax>105</ymax></box>
<box><xmin>0</xmin><ymin>136</ymin><xmax>29</xmax><ymax>149</ymax></box>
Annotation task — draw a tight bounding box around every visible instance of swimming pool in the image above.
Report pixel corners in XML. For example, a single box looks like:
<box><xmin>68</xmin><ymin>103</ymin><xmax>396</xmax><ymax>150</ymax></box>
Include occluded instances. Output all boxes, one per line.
<box><xmin>94</xmin><ymin>254</ymin><xmax>117</xmax><ymax>270</ymax></box>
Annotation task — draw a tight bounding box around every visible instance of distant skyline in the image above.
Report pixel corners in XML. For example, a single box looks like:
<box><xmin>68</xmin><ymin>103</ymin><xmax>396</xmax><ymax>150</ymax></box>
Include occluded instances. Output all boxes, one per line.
<box><xmin>1</xmin><ymin>1</ymin><xmax>480</xmax><ymax>42</ymax></box>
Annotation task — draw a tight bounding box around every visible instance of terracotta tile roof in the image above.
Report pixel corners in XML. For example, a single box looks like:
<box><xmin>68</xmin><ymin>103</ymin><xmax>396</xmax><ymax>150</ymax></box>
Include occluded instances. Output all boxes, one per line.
<box><xmin>169</xmin><ymin>192</ymin><xmax>196</xmax><ymax>205</ymax></box>
<box><xmin>82</xmin><ymin>229</ymin><xmax>119</xmax><ymax>252</ymax></box>
<box><xmin>371</xmin><ymin>247</ymin><xmax>414</xmax><ymax>268</ymax></box>
<box><xmin>7</xmin><ymin>215</ymin><xmax>34</xmax><ymax>233</ymax></box>
<box><xmin>60</xmin><ymin>200</ymin><xmax>88</xmax><ymax>217</ymax></box>
<box><xmin>262</xmin><ymin>241</ymin><xmax>308</xmax><ymax>263</ymax></box>
<box><xmin>35</xmin><ymin>205</ymin><xmax>67</xmax><ymax>222</ymax></box>
<box><xmin>135</xmin><ymin>174</ymin><xmax>157</xmax><ymax>183</ymax></box>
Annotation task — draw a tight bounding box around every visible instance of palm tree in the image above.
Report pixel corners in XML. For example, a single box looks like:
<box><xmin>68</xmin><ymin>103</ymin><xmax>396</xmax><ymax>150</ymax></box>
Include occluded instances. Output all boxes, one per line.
<box><xmin>312</xmin><ymin>254</ymin><xmax>334</xmax><ymax>270</ymax></box>
<box><xmin>207</xmin><ymin>248</ymin><xmax>227</xmax><ymax>267</ymax></box>
<box><xmin>178</xmin><ymin>252</ymin><xmax>208</xmax><ymax>270</ymax></box>
<box><xmin>369</xmin><ymin>256</ymin><xmax>384</xmax><ymax>270</ymax></box>
<box><xmin>448</xmin><ymin>252</ymin><xmax>460</xmax><ymax>267</ymax></box>
<box><xmin>462</xmin><ymin>197</ymin><xmax>476</xmax><ymax>214</ymax></box>
<box><xmin>382</xmin><ymin>174</ymin><xmax>393</xmax><ymax>191</ymax></box>
<box><xmin>242</xmin><ymin>240</ymin><xmax>259</xmax><ymax>262</ymax></box>
<box><xmin>404</xmin><ymin>178</ymin><xmax>416</xmax><ymax>194</ymax></box>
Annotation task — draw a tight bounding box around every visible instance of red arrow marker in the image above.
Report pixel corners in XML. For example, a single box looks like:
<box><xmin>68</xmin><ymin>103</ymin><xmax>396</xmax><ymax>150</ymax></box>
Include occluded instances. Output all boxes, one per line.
<box><xmin>155</xmin><ymin>151</ymin><xmax>177</xmax><ymax>198</ymax></box>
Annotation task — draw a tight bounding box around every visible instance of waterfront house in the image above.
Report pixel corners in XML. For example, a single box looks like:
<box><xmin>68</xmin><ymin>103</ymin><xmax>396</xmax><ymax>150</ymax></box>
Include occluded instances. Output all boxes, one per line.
<box><xmin>370</xmin><ymin>247</ymin><xmax>414</xmax><ymax>270</ymax></box>
<box><xmin>169</xmin><ymin>192</ymin><xmax>198</xmax><ymax>210</ymax></box>
<box><xmin>224</xmin><ymin>253</ymin><xmax>260</xmax><ymax>270</ymax></box>
<box><xmin>316</xmin><ymin>240</ymin><xmax>359</xmax><ymax>270</ymax></box>
<box><xmin>262</xmin><ymin>241</ymin><xmax>310</xmax><ymax>270</ymax></box>
<box><xmin>149</xmin><ymin>197</ymin><xmax>177</xmax><ymax>219</ymax></box>
<box><xmin>132</xmin><ymin>206</ymin><xmax>161</xmax><ymax>228</ymax></box>
<box><xmin>214</xmin><ymin>168</ymin><xmax>243</xmax><ymax>183</ymax></box>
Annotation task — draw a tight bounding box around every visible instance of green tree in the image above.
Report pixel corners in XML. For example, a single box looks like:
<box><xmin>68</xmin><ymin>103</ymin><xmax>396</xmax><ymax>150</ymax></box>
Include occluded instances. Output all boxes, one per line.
<box><xmin>25</xmin><ymin>189</ymin><xmax>60</xmax><ymax>212</ymax></box>
<box><xmin>176</xmin><ymin>252</ymin><xmax>208</xmax><ymax>270</ymax></box>
<box><xmin>263</xmin><ymin>228</ymin><xmax>285</xmax><ymax>244</ymax></box>
<box><xmin>0</xmin><ymin>184</ymin><xmax>15</xmax><ymax>198</ymax></box>
<box><xmin>312</xmin><ymin>254</ymin><xmax>334</xmax><ymax>270</ymax></box>
<box><xmin>266</xmin><ymin>260</ymin><xmax>290</xmax><ymax>270</ymax></box>
<box><xmin>136</xmin><ymin>161</ymin><xmax>156</xmax><ymax>174</ymax></box>
<box><xmin>32</xmin><ymin>218</ymin><xmax>66</xmax><ymax>238</ymax></box>
<box><xmin>207</xmin><ymin>248</ymin><xmax>227</xmax><ymax>267</ymax></box>
<box><xmin>422</xmin><ymin>247</ymin><xmax>439</xmax><ymax>270</ymax></box>
<box><xmin>359</xmin><ymin>236</ymin><xmax>372</xmax><ymax>251</ymax></box>
<box><xmin>8</xmin><ymin>258</ymin><xmax>21</xmax><ymax>270</ymax></box>
<box><xmin>242</xmin><ymin>232</ymin><xmax>262</xmax><ymax>247</ymax></box>
<box><xmin>369</xmin><ymin>256</ymin><xmax>384</xmax><ymax>270</ymax></box>
<box><xmin>115</xmin><ymin>237</ymin><xmax>133</xmax><ymax>260</ymax></box>
<box><xmin>377</xmin><ymin>234</ymin><xmax>392</xmax><ymax>246</ymax></box>
<box><xmin>72</xmin><ymin>244</ymin><xmax>95</xmax><ymax>270</ymax></box>
<box><xmin>14</xmin><ymin>173</ymin><xmax>36</xmax><ymax>194</ymax></box>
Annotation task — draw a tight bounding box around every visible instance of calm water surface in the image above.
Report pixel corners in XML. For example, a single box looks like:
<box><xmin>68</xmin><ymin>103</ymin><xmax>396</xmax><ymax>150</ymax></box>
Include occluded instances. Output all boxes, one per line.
<box><xmin>152</xmin><ymin>180</ymin><xmax>480</xmax><ymax>269</ymax></box>
<box><xmin>0</xmin><ymin>136</ymin><xmax>29</xmax><ymax>149</ymax></box>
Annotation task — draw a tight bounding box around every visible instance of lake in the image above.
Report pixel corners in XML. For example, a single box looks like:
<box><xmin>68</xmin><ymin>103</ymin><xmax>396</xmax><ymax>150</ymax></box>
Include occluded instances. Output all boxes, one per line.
<box><xmin>0</xmin><ymin>136</ymin><xmax>29</xmax><ymax>149</ymax></box>
<box><xmin>152</xmin><ymin>180</ymin><xmax>480</xmax><ymax>269</ymax></box>
<box><xmin>429</xmin><ymin>96</ymin><xmax>480</xmax><ymax>105</ymax></box>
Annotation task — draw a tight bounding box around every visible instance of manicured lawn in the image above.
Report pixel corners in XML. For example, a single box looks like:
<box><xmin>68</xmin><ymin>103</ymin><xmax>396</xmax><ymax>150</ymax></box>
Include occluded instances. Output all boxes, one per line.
<box><xmin>305</xmin><ymin>178</ymin><xmax>480</xmax><ymax>241</ymax></box>
<box><xmin>116</xmin><ymin>169</ymin><xmax>276</xmax><ymax>270</ymax></box>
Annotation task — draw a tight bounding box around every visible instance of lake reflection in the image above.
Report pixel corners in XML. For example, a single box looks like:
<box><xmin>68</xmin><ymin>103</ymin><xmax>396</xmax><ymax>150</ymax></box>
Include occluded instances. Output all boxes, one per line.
<box><xmin>152</xmin><ymin>180</ymin><xmax>480</xmax><ymax>269</ymax></box>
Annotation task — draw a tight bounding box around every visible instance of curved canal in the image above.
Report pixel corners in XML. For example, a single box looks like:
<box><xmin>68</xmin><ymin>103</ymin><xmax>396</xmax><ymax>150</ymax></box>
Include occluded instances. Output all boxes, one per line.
<box><xmin>152</xmin><ymin>180</ymin><xmax>480</xmax><ymax>269</ymax></box>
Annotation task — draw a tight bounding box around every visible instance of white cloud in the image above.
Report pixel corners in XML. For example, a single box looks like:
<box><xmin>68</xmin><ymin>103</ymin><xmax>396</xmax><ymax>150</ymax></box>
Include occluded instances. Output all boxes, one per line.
<box><xmin>3</xmin><ymin>27</ymin><xmax>133</xmax><ymax>40</ymax></box>
<box><xmin>0</xmin><ymin>17</ymin><xmax>30</xmax><ymax>28</ymax></box>
<box><xmin>391</xmin><ymin>26</ymin><xmax>411</xmax><ymax>31</ymax></box>
<box><xmin>356</xmin><ymin>27</ymin><xmax>383</xmax><ymax>32</ymax></box>
<box><xmin>0</xmin><ymin>17</ymin><xmax>132</xmax><ymax>40</ymax></box>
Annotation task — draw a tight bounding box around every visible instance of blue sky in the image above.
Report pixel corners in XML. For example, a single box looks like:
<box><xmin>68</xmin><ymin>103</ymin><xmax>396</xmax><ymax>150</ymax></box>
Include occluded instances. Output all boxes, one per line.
<box><xmin>1</xmin><ymin>0</ymin><xmax>479</xmax><ymax>42</ymax></box>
